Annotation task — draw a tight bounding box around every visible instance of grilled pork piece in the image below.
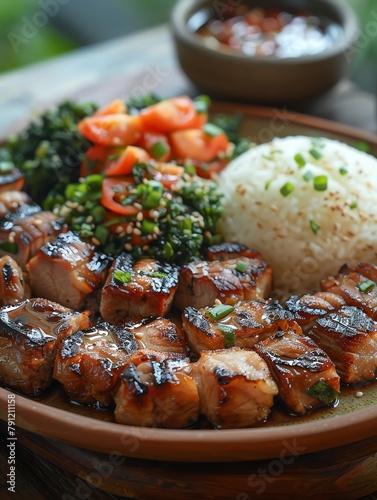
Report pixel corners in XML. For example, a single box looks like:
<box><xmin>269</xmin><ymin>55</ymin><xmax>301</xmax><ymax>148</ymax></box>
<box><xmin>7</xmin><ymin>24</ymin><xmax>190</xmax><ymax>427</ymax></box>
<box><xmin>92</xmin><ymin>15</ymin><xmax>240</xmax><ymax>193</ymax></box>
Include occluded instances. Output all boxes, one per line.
<box><xmin>54</xmin><ymin>322</ymin><xmax>139</xmax><ymax>406</ymax></box>
<box><xmin>320</xmin><ymin>265</ymin><xmax>377</xmax><ymax>320</ymax></box>
<box><xmin>100</xmin><ymin>253</ymin><xmax>179</xmax><ymax>324</ymax></box>
<box><xmin>254</xmin><ymin>331</ymin><xmax>340</xmax><ymax>414</ymax></box>
<box><xmin>0</xmin><ymin>298</ymin><xmax>90</xmax><ymax>395</ymax></box>
<box><xmin>0</xmin><ymin>167</ymin><xmax>24</xmax><ymax>193</ymax></box>
<box><xmin>174</xmin><ymin>256</ymin><xmax>272</xmax><ymax>311</ymax></box>
<box><xmin>285</xmin><ymin>292</ymin><xmax>346</xmax><ymax>333</ymax></box>
<box><xmin>205</xmin><ymin>242</ymin><xmax>262</xmax><ymax>261</ymax></box>
<box><xmin>28</xmin><ymin>231</ymin><xmax>110</xmax><ymax>310</ymax></box>
<box><xmin>309</xmin><ymin>306</ymin><xmax>377</xmax><ymax>384</ymax></box>
<box><xmin>0</xmin><ymin>205</ymin><xmax>67</xmax><ymax>268</ymax></box>
<box><xmin>114</xmin><ymin>349</ymin><xmax>199</xmax><ymax>428</ymax></box>
<box><xmin>192</xmin><ymin>347</ymin><xmax>277</xmax><ymax>428</ymax></box>
<box><xmin>120</xmin><ymin>316</ymin><xmax>187</xmax><ymax>354</ymax></box>
<box><xmin>182</xmin><ymin>299</ymin><xmax>301</xmax><ymax>353</ymax></box>
<box><xmin>0</xmin><ymin>191</ymin><xmax>32</xmax><ymax>218</ymax></box>
<box><xmin>0</xmin><ymin>255</ymin><xmax>28</xmax><ymax>305</ymax></box>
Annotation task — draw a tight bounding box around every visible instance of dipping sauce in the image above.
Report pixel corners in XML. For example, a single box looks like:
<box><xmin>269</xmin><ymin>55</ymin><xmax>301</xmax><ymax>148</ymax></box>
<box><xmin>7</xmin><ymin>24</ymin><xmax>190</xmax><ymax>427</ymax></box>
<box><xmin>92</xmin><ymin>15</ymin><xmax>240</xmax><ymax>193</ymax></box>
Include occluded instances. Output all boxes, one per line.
<box><xmin>196</xmin><ymin>6</ymin><xmax>342</xmax><ymax>58</ymax></box>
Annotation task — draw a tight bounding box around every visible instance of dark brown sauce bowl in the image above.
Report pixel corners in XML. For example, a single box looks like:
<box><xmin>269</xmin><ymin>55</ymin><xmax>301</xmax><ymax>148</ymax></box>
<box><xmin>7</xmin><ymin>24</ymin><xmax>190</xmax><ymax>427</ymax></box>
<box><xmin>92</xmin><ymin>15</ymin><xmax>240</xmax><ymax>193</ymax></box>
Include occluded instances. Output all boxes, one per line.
<box><xmin>171</xmin><ymin>0</ymin><xmax>358</xmax><ymax>103</ymax></box>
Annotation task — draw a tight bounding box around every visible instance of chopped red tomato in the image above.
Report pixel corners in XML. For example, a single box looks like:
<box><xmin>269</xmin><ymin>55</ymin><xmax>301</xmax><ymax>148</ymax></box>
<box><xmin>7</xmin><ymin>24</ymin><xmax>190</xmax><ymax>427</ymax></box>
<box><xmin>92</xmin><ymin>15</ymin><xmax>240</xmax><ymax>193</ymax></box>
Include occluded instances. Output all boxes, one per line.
<box><xmin>152</xmin><ymin>163</ymin><xmax>185</xmax><ymax>189</ymax></box>
<box><xmin>139</xmin><ymin>96</ymin><xmax>202</xmax><ymax>133</ymax></box>
<box><xmin>194</xmin><ymin>159</ymin><xmax>230</xmax><ymax>179</ymax></box>
<box><xmin>94</xmin><ymin>99</ymin><xmax>127</xmax><ymax>116</ymax></box>
<box><xmin>100</xmin><ymin>177</ymin><xmax>139</xmax><ymax>216</ymax></box>
<box><xmin>170</xmin><ymin>129</ymin><xmax>229</xmax><ymax>163</ymax></box>
<box><xmin>105</xmin><ymin>146</ymin><xmax>150</xmax><ymax>176</ymax></box>
<box><xmin>78</xmin><ymin>114</ymin><xmax>142</xmax><ymax>146</ymax></box>
<box><xmin>80</xmin><ymin>145</ymin><xmax>122</xmax><ymax>177</ymax></box>
<box><xmin>139</xmin><ymin>130</ymin><xmax>171</xmax><ymax>162</ymax></box>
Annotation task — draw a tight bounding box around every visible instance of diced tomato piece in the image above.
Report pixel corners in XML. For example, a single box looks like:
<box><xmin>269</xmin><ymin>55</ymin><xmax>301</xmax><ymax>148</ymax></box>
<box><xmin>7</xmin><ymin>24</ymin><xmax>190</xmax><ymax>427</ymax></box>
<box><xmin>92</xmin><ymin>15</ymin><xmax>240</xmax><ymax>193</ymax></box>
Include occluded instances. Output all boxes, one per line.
<box><xmin>94</xmin><ymin>99</ymin><xmax>127</xmax><ymax>116</ymax></box>
<box><xmin>170</xmin><ymin>129</ymin><xmax>229</xmax><ymax>163</ymax></box>
<box><xmin>194</xmin><ymin>159</ymin><xmax>230</xmax><ymax>179</ymax></box>
<box><xmin>139</xmin><ymin>130</ymin><xmax>171</xmax><ymax>162</ymax></box>
<box><xmin>139</xmin><ymin>96</ymin><xmax>202</xmax><ymax>133</ymax></box>
<box><xmin>105</xmin><ymin>146</ymin><xmax>151</xmax><ymax>176</ymax></box>
<box><xmin>78</xmin><ymin>114</ymin><xmax>142</xmax><ymax>146</ymax></box>
<box><xmin>152</xmin><ymin>163</ymin><xmax>185</xmax><ymax>189</ymax></box>
<box><xmin>101</xmin><ymin>177</ymin><xmax>139</xmax><ymax>216</ymax></box>
<box><xmin>80</xmin><ymin>145</ymin><xmax>123</xmax><ymax>177</ymax></box>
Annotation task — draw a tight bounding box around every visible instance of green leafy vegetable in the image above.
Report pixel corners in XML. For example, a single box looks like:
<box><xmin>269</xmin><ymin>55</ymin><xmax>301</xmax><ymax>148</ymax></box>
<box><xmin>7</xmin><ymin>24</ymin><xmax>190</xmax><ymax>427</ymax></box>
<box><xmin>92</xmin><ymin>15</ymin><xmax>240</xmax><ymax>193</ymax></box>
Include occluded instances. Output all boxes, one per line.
<box><xmin>305</xmin><ymin>381</ymin><xmax>340</xmax><ymax>404</ymax></box>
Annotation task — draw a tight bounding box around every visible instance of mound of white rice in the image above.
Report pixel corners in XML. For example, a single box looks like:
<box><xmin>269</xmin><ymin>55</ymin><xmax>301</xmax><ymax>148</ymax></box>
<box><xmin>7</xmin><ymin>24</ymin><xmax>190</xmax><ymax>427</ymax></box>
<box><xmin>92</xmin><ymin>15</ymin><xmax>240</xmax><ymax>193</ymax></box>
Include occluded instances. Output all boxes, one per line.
<box><xmin>218</xmin><ymin>136</ymin><xmax>377</xmax><ymax>298</ymax></box>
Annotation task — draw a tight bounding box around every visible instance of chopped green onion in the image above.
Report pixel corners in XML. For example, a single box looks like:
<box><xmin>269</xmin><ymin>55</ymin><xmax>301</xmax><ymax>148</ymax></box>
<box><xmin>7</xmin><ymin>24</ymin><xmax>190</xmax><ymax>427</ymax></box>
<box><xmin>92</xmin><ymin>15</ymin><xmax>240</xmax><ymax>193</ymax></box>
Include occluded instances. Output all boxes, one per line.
<box><xmin>280</xmin><ymin>182</ymin><xmax>294</xmax><ymax>197</ymax></box>
<box><xmin>184</xmin><ymin>164</ymin><xmax>196</xmax><ymax>176</ymax></box>
<box><xmin>140</xmin><ymin>180</ymin><xmax>163</xmax><ymax>209</ymax></box>
<box><xmin>309</xmin><ymin>149</ymin><xmax>323</xmax><ymax>160</ymax></box>
<box><xmin>148</xmin><ymin>271</ymin><xmax>167</xmax><ymax>278</ymax></box>
<box><xmin>313</xmin><ymin>175</ymin><xmax>328</xmax><ymax>191</ymax></box>
<box><xmin>294</xmin><ymin>153</ymin><xmax>306</xmax><ymax>168</ymax></box>
<box><xmin>311</xmin><ymin>137</ymin><xmax>325</xmax><ymax>148</ymax></box>
<box><xmin>150</xmin><ymin>141</ymin><xmax>170</xmax><ymax>159</ymax></box>
<box><xmin>339</xmin><ymin>167</ymin><xmax>348</xmax><ymax>176</ymax></box>
<box><xmin>265</xmin><ymin>180</ymin><xmax>271</xmax><ymax>190</ymax></box>
<box><xmin>162</xmin><ymin>241</ymin><xmax>174</xmax><ymax>259</ymax></box>
<box><xmin>235</xmin><ymin>261</ymin><xmax>248</xmax><ymax>272</ymax></box>
<box><xmin>354</xmin><ymin>140</ymin><xmax>371</xmax><ymax>153</ymax></box>
<box><xmin>350</xmin><ymin>201</ymin><xmax>357</xmax><ymax>209</ymax></box>
<box><xmin>306</xmin><ymin>381</ymin><xmax>340</xmax><ymax>404</ymax></box>
<box><xmin>216</xmin><ymin>324</ymin><xmax>236</xmax><ymax>348</ymax></box>
<box><xmin>113</xmin><ymin>269</ymin><xmax>132</xmax><ymax>284</ymax></box>
<box><xmin>141</xmin><ymin>219</ymin><xmax>156</xmax><ymax>234</ymax></box>
<box><xmin>357</xmin><ymin>280</ymin><xmax>376</xmax><ymax>293</ymax></box>
<box><xmin>206</xmin><ymin>304</ymin><xmax>234</xmax><ymax>320</ymax></box>
<box><xmin>309</xmin><ymin>220</ymin><xmax>320</xmax><ymax>235</ymax></box>
<box><xmin>303</xmin><ymin>171</ymin><xmax>314</xmax><ymax>182</ymax></box>
<box><xmin>86</xmin><ymin>174</ymin><xmax>103</xmax><ymax>191</ymax></box>
<box><xmin>203</xmin><ymin>123</ymin><xmax>223</xmax><ymax>137</ymax></box>
<box><xmin>94</xmin><ymin>225</ymin><xmax>109</xmax><ymax>246</ymax></box>
<box><xmin>193</xmin><ymin>95</ymin><xmax>211</xmax><ymax>114</ymax></box>
<box><xmin>0</xmin><ymin>241</ymin><xmax>18</xmax><ymax>253</ymax></box>
<box><xmin>0</xmin><ymin>161</ymin><xmax>13</xmax><ymax>173</ymax></box>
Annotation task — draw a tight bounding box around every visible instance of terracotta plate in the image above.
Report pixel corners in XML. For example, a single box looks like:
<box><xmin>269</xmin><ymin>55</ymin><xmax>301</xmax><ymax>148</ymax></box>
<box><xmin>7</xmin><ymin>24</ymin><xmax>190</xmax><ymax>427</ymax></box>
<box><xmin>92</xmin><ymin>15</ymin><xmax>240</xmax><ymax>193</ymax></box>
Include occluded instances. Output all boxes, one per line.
<box><xmin>1</xmin><ymin>103</ymin><xmax>377</xmax><ymax>463</ymax></box>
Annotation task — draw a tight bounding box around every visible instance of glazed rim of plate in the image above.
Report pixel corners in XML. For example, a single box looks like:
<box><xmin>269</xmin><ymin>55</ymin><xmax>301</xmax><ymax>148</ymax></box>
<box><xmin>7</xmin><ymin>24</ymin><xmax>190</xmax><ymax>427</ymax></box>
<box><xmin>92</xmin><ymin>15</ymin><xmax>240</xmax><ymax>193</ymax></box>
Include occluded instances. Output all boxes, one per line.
<box><xmin>1</xmin><ymin>384</ymin><xmax>377</xmax><ymax>463</ymax></box>
<box><xmin>1</xmin><ymin>104</ymin><xmax>377</xmax><ymax>463</ymax></box>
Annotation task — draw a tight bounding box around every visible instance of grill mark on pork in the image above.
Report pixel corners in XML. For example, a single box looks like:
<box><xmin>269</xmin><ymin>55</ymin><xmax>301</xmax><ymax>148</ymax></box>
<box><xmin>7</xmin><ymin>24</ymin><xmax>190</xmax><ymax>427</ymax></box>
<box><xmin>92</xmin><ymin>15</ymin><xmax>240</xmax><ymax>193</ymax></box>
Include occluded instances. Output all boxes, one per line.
<box><xmin>192</xmin><ymin>347</ymin><xmax>278</xmax><ymax>428</ymax></box>
<box><xmin>0</xmin><ymin>206</ymin><xmax>67</xmax><ymax>268</ymax></box>
<box><xmin>254</xmin><ymin>331</ymin><xmax>340</xmax><ymax>415</ymax></box>
<box><xmin>309</xmin><ymin>305</ymin><xmax>377</xmax><ymax>384</ymax></box>
<box><xmin>54</xmin><ymin>322</ymin><xmax>139</xmax><ymax>406</ymax></box>
<box><xmin>119</xmin><ymin>316</ymin><xmax>186</xmax><ymax>354</ymax></box>
<box><xmin>174</xmin><ymin>256</ymin><xmax>272</xmax><ymax>311</ymax></box>
<box><xmin>321</xmin><ymin>267</ymin><xmax>377</xmax><ymax>320</ymax></box>
<box><xmin>100</xmin><ymin>253</ymin><xmax>179</xmax><ymax>324</ymax></box>
<box><xmin>28</xmin><ymin>231</ymin><xmax>110</xmax><ymax>310</ymax></box>
<box><xmin>0</xmin><ymin>191</ymin><xmax>33</xmax><ymax>219</ymax></box>
<box><xmin>0</xmin><ymin>255</ymin><xmax>28</xmax><ymax>306</ymax></box>
<box><xmin>0</xmin><ymin>168</ymin><xmax>24</xmax><ymax>193</ymax></box>
<box><xmin>285</xmin><ymin>292</ymin><xmax>346</xmax><ymax>333</ymax></box>
<box><xmin>114</xmin><ymin>349</ymin><xmax>199</xmax><ymax>428</ymax></box>
<box><xmin>205</xmin><ymin>242</ymin><xmax>262</xmax><ymax>261</ymax></box>
<box><xmin>182</xmin><ymin>300</ymin><xmax>301</xmax><ymax>353</ymax></box>
<box><xmin>0</xmin><ymin>298</ymin><xmax>90</xmax><ymax>395</ymax></box>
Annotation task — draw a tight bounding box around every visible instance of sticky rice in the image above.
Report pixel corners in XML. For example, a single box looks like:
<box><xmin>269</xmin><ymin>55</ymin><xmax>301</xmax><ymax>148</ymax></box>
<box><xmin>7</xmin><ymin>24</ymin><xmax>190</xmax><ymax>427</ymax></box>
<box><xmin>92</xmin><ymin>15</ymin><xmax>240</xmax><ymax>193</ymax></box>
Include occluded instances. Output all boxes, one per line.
<box><xmin>218</xmin><ymin>136</ymin><xmax>377</xmax><ymax>298</ymax></box>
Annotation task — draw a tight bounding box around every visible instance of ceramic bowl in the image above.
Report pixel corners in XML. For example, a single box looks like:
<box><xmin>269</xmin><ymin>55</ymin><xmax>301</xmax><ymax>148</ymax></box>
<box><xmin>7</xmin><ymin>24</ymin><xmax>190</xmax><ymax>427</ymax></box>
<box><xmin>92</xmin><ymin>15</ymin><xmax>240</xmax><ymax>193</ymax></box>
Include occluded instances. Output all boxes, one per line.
<box><xmin>171</xmin><ymin>0</ymin><xmax>358</xmax><ymax>103</ymax></box>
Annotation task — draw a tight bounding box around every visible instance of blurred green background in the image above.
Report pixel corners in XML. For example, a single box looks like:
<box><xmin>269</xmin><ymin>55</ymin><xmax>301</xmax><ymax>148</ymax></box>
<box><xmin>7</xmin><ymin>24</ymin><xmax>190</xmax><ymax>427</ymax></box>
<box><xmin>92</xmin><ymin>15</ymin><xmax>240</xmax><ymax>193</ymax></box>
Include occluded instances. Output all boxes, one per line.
<box><xmin>0</xmin><ymin>0</ymin><xmax>376</xmax><ymax>92</ymax></box>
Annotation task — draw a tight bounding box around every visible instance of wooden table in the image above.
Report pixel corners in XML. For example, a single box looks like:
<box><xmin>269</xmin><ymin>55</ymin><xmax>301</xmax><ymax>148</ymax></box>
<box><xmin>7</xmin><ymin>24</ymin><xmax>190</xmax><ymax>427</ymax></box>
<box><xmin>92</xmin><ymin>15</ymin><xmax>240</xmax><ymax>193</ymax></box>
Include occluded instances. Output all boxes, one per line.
<box><xmin>1</xmin><ymin>24</ymin><xmax>377</xmax><ymax>500</ymax></box>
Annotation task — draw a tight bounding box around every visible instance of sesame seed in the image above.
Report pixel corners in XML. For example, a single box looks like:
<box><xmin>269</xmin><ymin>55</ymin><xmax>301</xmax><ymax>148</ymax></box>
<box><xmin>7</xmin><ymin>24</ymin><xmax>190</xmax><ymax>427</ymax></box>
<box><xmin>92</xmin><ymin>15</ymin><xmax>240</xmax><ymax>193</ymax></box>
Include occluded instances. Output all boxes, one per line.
<box><xmin>126</xmin><ymin>225</ymin><xmax>133</xmax><ymax>234</ymax></box>
<box><xmin>135</xmin><ymin>222</ymin><xmax>141</xmax><ymax>229</ymax></box>
<box><xmin>134</xmin><ymin>203</ymin><xmax>142</xmax><ymax>210</ymax></box>
<box><xmin>124</xmin><ymin>243</ymin><xmax>132</xmax><ymax>251</ymax></box>
<box><xmin>136</xmin><ymin>212</ymin><xmax>143</xmax><ymax>221</ymax></box>
<box><xmin>115</xmin><ymin>226</ymin><xmax>123</xmax><ymax>234</ymax></box>
<box><xmin>355</xmin><ymin>391</ymin><xmax>363</xmax><ymax>398</ymax></box>
<box><xmin>8</xmin><ymin>232</ymin><xmax>15</xmax><ymax>243</ymax></box>
<box><xmin>153</xmin><ymin>226</ymin><xmax>160</xmax><ymax>235</ymax></box>
<box><xmin>133</xmin><ymin>228</ymin><xmax>142</xmax><ymax>236</ymax></box>
<box><xmin>86</xmin><ymin>216</ymin><xmax>94</xmax><ymax>223</ymax></box>
<box><xmin>270</xmin><ymin>205</ymin><xmax>278</xmax><ymax>212</ymax></box>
